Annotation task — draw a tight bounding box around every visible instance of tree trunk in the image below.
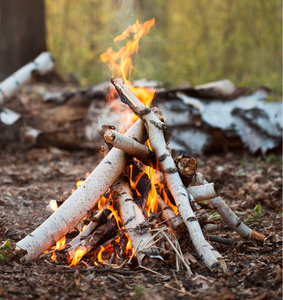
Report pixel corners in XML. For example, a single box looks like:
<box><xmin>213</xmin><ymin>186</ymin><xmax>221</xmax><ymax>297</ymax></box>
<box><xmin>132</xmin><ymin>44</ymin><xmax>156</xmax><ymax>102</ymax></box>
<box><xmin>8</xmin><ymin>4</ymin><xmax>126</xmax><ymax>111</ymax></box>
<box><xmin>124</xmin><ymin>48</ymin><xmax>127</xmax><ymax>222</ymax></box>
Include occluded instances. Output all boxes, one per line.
<box><xmin>0</xmin><ymin>0</ymin><xmax>47</xmax><ymax>81</ymax></box>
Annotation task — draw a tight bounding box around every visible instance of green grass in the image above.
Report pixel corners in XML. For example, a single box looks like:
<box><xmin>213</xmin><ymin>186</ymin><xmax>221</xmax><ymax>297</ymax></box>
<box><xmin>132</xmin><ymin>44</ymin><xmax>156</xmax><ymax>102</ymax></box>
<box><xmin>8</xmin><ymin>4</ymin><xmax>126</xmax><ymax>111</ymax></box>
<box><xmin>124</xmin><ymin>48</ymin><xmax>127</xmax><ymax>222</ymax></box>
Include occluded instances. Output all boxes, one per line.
<box><xmin>45</xmin><ymin>0</ymin><xmax>282</xmax><ymax>94</ymax></box>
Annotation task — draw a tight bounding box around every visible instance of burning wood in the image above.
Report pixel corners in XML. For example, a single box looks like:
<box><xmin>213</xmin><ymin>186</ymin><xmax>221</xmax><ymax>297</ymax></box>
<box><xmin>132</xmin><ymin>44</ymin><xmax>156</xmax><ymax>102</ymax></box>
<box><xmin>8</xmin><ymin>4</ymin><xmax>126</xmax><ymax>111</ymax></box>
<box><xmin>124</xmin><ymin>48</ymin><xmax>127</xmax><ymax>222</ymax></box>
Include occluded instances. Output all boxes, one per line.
<box><xmin>14</xmin><ymin>119</ymin><xmax>148</xmax><ymax>262</ymax></box>
<box><xmin>113</xmin><ymin>176</ymin><xmax>159</xmax><ymax>266</ymax></box>
<box><xmin>111</xmin><ymin>77</ymin><xmax>223</xmax><ymax>272</ymax></box>
<box><xmin>12</xmin><ymin>18</ymin><xmax>266</xmax><ymax>276</ymax></box>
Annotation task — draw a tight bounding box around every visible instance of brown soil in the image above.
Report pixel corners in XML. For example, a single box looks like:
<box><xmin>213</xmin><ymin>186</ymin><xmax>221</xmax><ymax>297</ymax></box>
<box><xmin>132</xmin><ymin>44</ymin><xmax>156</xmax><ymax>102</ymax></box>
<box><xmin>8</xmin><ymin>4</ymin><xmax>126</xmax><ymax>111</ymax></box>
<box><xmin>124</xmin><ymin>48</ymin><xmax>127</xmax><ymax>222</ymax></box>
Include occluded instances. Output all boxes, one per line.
<box><xmin>0</xmin><ymin>146</ymin><xmax>282</xmax><ymax>300</ymax></box>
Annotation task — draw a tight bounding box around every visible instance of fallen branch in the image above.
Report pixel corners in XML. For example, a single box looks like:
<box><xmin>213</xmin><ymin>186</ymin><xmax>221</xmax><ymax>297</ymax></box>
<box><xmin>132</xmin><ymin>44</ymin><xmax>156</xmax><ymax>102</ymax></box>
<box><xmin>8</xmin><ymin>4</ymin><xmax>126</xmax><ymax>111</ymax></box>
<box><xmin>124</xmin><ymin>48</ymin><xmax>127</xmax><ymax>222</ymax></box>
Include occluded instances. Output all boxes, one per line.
<box><xmin>111</xmin><ymin>78</ymin><xmax>222</xmax><ymax>272</ymax></box>
<box><xmin>0</xmin><ymin>52</ymin><xmax>55</xmax><ymax>105</ymax></box>
<box><xmin>15</xmin><ymin>119</ymin><xmax>148</xmax><ymax>262</ymax></box>
<box><xmin>193</xmin><ymin>172</ymin><xmax>265</xmax><ymax>241</ymax></box>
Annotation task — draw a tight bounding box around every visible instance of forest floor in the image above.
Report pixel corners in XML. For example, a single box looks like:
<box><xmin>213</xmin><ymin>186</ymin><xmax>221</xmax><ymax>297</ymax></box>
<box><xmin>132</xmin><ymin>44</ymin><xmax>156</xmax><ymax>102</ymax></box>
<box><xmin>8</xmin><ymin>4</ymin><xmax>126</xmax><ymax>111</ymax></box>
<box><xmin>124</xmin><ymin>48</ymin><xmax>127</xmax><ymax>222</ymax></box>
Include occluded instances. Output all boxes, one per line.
<box><xmin>0</xmin><ymin>146</ymin><xmax>282</xmax><ymax>300</ymax></box>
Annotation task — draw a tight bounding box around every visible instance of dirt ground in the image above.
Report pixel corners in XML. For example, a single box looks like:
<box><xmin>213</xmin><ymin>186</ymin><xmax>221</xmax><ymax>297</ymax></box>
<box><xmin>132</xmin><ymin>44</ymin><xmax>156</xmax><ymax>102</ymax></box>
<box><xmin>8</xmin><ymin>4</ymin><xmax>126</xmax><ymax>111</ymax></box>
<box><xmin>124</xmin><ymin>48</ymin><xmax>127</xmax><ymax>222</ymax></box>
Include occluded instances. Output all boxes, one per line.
<box><xmin>0</xmin><ymin>145</ymin><xmax>282</xmax><ymax>300</ymax></box>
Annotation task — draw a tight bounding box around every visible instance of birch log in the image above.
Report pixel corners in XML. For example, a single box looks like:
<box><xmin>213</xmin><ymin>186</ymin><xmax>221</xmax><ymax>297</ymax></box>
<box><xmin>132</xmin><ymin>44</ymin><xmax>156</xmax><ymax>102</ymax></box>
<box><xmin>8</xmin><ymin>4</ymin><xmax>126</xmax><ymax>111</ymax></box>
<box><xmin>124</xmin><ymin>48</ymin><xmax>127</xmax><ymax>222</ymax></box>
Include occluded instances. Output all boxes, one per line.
<box><xmin>157</xmin><ymin>194</ymin><xmax>184</xmax><ymax>231</ymax></box>
<box><xmin>0</xmin><ymin>52</ymin><xmax>55</xmax><ymax>105</ymax></box>
<box><xmin>15</xmin><ymin>119</ymin><xmax>148</xmax><ymax>262</ymax></box>
<box><xmin>192</xmin><ymin>172</ymin><xmax>265</xmax><ymax>241</ymax></box>
<box><xmin>104</xmin><ymin>129</ymin><xmax>155</xmax><ymax>166</ymax></box>
<box><xmin>114</xmin><ymin>176</ymin><xmax>159</xmax><ymax>265</ymax></box>
<box><xmin>187</xmin><ymin>183</ymin><xmax>218</xmax><ymax>202</ymax></box>
<box><xmin>111</xmin><ymin>78</ymin><xmax>222</xmax><ymax>272</ymax></box>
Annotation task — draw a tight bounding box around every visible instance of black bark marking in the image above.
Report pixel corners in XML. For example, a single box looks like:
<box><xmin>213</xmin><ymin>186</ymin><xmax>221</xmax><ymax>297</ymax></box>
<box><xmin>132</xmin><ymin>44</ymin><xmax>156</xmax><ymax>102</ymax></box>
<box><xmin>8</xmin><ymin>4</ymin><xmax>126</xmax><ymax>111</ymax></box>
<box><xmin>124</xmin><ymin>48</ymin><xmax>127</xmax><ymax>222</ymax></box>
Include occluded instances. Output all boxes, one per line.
<box><xmin>125</xmin><ymin>198</ymin><xmax>135</xmax><ymax>202</ymax></box>
<box><xmin>211</xmin><ymin>262</ymin><xmax>221</xmax><ymax>270</ymax></box>
<box><xmin>235</xmin><ymin>219</ymin><xmax>242</xmax><ymax>227</ymax></box>
<box><xmin>138</xmin><ymin>107</ymin><xmax>151</xmax><ymax>116</ymax></box>
<box><xmin>187</xmin><ymin>217</ymin><xmax>197</xmax><ymax>222</ymax></box>
<box><xmin>159</xmin><ymin>153</ymin><xmax>169</xmax><ymax>162</ymax></box>
<box><xmin>163</xmin><ymin>206</ymin><xmax>171</xmax><ymax>211</ymax></box>
<box><xmin>124</xmin><ymin>216</ymin><xmax>135</xmax><ymax>226</ymax></box>
<box><xmin>164</xmin><ymin>167</ymin><xmax>178</xmax><ymax>174</ymax></box>
<box><xmin>150</xmin><ymin>119</ymin><xmax>166</xmax><ymax>130</ymax></box>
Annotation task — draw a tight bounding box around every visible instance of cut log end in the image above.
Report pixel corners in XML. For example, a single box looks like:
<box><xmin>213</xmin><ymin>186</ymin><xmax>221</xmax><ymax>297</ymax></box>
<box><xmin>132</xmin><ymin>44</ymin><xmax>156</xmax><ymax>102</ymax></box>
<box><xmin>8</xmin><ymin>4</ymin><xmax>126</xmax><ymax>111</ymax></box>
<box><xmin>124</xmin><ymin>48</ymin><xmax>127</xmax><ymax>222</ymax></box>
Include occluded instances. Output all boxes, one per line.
<box><xmin>251</xmin><ymin>231</ymin><xmax>265</xmax><ymax>241</ymax></box>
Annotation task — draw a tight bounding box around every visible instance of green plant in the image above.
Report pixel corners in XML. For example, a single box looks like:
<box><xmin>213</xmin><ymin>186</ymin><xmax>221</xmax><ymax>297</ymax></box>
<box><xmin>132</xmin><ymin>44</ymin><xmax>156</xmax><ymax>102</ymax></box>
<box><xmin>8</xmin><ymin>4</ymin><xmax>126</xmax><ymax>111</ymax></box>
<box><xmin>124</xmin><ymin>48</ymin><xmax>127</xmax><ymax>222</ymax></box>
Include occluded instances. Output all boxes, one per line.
<box><xmin>244</xmin><ymin>204</ymin><xmax>262</xmax><ymax>222</ymax></box>
<box><xmin>133</xmin><ymin>283</ymin><xmax>144</xmax><ymax>298</ymax></box>
<box><xmin>0</xmin><ymin>239</ymin><xmax>10</xmax><ymax>262</ymax></box>
<box><xmin>208</xmin><ymin>212</ymin><xmax>222</xmax><ymax>221</ymax></box>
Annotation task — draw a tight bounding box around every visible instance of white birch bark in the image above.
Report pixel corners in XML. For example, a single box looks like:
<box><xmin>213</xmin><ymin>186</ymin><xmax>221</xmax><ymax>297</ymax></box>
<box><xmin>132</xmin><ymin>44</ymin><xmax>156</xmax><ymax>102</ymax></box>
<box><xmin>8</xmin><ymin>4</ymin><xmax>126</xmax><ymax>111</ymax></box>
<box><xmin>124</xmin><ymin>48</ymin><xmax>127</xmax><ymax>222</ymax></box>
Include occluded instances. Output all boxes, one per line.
<box><xmin>15</xmin><ymin>119</ymin><xmax>148</xmax><ymax>262</ymax></box>
<box><xmin>111</xmin><ymin>78</ymin><xmax>222</xmax><ymax>272</ymax></box>
<box><xmin>187</xmin><ymin>183</ymin><xmax>218</xmax><ymax>202</ymax></box>
<box><xmin>192</xmin><ymin>172</ymin><xmax>265</xmax><ymax>241</ymax></box>
<box><xmin>114</xmin><ymin>176</ymin><xmax>159</xmax><ymax>265</ymax></box>
<box><xmin>156</xmin><ymin>194</ymin><xmax>184</xmax><ymax>231</ymax></box>
<box><xmin>104</xmin><ymin>129</ymin><xmax>155</xmax><ymax>166</ymax></box>
<box><xmin>0</xmin><ymin>52</ymin><xmax>55</xmax><ymax>105</ymax></box>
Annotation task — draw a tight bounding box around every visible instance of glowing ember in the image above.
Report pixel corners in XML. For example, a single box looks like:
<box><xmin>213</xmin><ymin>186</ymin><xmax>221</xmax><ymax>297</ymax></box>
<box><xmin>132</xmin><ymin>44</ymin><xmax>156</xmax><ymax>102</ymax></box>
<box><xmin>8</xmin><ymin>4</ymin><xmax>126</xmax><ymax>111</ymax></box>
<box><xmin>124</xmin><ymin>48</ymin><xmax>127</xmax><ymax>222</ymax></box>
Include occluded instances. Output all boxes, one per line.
<box><xmin>49</xmin><ymin>199</ymin><xmax>58</xmax><ymax>211</ymax></box>
<box><xmin>69</xmin><ymin>248</ymin><xmax>87</xmax><ymax>266</ymax></box>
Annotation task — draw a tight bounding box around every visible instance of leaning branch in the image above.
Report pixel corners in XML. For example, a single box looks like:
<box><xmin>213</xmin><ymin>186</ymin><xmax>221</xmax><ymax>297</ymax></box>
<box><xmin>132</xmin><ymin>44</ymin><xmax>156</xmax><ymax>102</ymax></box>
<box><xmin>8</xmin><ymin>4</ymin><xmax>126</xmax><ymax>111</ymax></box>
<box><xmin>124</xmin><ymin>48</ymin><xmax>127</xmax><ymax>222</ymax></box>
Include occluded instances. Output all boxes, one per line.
<box><xmin>15</xmin><ymin>119</ymin><xmax>148</xmax><ymax>262</ymax></box>
<box><xmin>192</xmin><ymin>172</ymin><xmax>265</xmax><ymax>241</ymax></box>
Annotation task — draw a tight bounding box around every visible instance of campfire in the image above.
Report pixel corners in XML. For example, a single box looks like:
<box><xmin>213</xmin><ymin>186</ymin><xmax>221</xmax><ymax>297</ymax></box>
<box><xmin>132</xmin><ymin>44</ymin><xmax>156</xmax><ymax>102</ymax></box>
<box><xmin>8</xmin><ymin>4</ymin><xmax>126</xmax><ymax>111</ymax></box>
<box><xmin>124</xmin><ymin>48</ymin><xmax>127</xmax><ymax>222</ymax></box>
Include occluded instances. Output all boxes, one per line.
<box><xmin>13</xmin><ymin>19</ymin><xmax>265</xmax><ymax>274</ymax></box>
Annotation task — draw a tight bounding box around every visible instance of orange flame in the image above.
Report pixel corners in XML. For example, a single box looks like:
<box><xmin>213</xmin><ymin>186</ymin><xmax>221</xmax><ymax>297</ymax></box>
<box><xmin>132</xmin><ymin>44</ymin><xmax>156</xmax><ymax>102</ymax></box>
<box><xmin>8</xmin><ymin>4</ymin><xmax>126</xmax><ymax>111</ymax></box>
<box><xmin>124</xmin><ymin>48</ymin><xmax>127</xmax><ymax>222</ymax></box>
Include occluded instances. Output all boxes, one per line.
<box><xmin>51</xmin><ymin>251</ymin><xmax>56</xmax><ymax>261</ymax></box>
<box><xmin>125</xmin><ymin>234</ymin><xmax>133</xmax><ymax>254</ymax></box>
<box><xmin>98</xmin><ymin>196</ymin><xmax>108</xmax><ymax>210</ymax></box>
<box><xmin>69</xmin><ymin>248</ymin><xmax>87</xmax><ymax>266</ymax></box>
<box><xmin>51</xmin><ymin>236</ymin><xmax>66</xmax><ymax>261</ymax></box>
<box><xmin>144</xmin><ymin>165</ymin><xmax>159</xmax><ymax>216</ymax></box>
<box><xmin>49</xmin><ymin>200</ymin><xmax>58</xmax><ymax>211</ymax></box>
<box><xmin>100</xmin><ymin>18</ymin><xmax>156</xmax><ymax>123</ymax></box>
<box><xmin>107</xmin><ymin>204</ymin><xmax>121</xmax><ymax>229</ymax></box>
<box><xmin>159</xmin><ymin>185</ymin><xmax>178</xmax><ymax>215</ymax></box>
<box><xmin>97</xmin><ymin>246</ymin><xmax>108</xmax><ymax>265</ymax></box>
<box><xmin>72</xmin><ymin>179</ymin><xmax>84</xmax><ymax>194</ymax></box>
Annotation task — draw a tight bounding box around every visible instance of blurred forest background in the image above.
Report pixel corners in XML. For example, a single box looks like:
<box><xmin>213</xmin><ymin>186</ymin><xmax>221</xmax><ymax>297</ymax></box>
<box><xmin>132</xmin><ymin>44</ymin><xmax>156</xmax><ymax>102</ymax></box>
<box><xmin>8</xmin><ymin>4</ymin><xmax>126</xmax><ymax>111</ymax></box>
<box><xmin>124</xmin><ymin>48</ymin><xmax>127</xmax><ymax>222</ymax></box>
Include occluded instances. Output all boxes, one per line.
<box><xmin>1</xmin><ymin>0</ymin><xmax>282</xmax><ymax>93</ymax></box>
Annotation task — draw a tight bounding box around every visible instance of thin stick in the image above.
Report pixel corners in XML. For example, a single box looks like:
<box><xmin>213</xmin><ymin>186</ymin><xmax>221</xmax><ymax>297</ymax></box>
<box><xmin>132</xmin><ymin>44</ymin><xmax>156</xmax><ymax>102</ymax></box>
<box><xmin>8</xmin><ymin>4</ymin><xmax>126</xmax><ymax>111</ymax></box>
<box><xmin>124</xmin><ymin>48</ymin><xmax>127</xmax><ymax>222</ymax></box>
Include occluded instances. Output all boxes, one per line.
<box><xmin>139</xmin><ymin>265</ymin><xmax>163</xmax><ymax>276</ymax></box>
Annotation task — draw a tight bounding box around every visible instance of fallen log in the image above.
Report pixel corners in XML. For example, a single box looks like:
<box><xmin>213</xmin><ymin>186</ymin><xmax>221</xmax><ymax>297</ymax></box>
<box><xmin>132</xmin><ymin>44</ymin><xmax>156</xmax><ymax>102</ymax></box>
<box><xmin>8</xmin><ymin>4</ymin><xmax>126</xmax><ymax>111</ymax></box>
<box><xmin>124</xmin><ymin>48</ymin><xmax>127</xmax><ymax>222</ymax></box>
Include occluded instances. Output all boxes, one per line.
<box><xmin>0</xmin><ymin>52</ymin><xmax>55</xmax><ymax>105</ymax></box>
<box><xmin>15</xmin><ymin>119</ymin><xmax>148</xmax><ymax>262</ymax></box>
<box><xmin>111</xmin><ymin>77</ymin><xmax>222</xmax><ymax>272</ymax></box>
